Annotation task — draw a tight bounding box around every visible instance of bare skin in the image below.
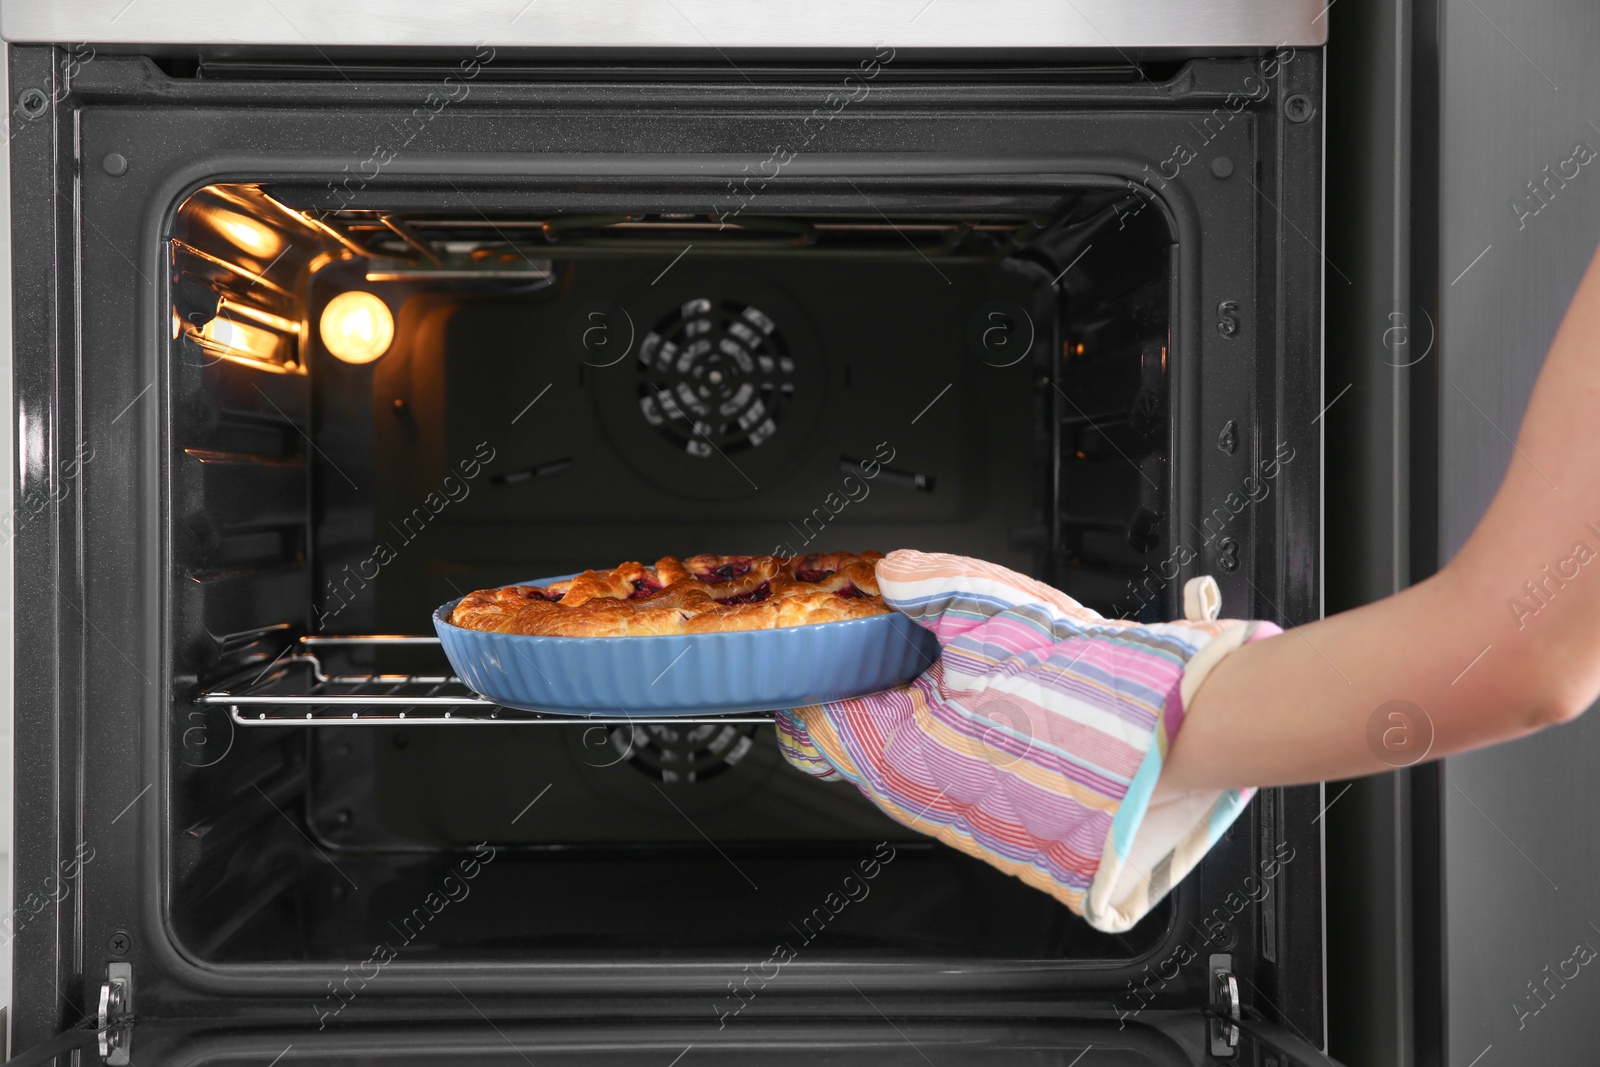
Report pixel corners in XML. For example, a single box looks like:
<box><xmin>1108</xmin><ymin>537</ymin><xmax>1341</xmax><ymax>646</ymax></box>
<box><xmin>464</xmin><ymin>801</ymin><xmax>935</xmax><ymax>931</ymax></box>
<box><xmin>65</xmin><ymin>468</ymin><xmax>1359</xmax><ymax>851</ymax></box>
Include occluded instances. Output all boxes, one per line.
<box><xmin>1161</xmin><ymin>240</ymin><xmax>1600</xmax><ymax>794</ymax></box>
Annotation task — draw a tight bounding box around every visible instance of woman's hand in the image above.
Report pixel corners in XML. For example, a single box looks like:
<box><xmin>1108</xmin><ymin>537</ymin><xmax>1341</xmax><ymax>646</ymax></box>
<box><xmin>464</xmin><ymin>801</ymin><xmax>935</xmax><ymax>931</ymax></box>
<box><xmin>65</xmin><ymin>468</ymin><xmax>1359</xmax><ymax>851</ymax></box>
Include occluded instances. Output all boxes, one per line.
<box><xmin>775</xmin><ymin>550</ymin><xmax>1276</xmax><ymax>933</ymax></box>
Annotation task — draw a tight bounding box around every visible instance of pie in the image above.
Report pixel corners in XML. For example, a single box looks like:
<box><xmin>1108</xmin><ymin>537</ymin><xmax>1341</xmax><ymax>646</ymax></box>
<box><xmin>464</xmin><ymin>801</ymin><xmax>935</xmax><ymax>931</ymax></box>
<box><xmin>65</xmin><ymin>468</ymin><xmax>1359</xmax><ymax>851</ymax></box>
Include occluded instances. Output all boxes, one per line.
<box><xmin>448</xmin><ymin>552</ymin><xmax>890</xmax><ymax>637</ymax></box>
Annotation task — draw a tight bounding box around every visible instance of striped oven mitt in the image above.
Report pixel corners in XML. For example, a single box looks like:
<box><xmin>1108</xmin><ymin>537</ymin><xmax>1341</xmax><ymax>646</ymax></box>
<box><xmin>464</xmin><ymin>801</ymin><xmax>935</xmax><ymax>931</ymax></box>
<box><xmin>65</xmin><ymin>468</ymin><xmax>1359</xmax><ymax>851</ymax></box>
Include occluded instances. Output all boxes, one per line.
<box><xmin>774</xmin><ymin>550</ymin><xmax>1281</xmax><ymax>934</ymax></box>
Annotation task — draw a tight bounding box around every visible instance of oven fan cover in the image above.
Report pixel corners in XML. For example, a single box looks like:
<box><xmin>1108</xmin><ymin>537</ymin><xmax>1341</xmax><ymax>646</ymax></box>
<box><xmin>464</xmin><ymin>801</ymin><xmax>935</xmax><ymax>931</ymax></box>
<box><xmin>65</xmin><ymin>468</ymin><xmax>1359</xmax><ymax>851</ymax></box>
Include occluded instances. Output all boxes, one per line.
<box><xmin>590</xmin><ymin>270</ymin><xmax>829</xmax><ymax>499</ymax></box>
<box><xmin>603</xmin><ymin>720</ymin><xmax>760</xmax><ymax>784</ymax></box>
<box><xmin>638</xmin><ymin>297</ymin><xmax>795</xmax><ymax>458</ymax></box>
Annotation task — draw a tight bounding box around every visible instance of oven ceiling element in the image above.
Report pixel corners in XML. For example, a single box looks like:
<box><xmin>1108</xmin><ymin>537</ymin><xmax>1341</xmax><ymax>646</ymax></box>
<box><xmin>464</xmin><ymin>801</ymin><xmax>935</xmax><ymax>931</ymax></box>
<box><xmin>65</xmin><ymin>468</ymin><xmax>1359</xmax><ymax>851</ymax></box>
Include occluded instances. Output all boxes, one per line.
<box><xmin>1</xmin><ymin>0</ymin><xmax>1329</xmax><ymax>48</ymax></box>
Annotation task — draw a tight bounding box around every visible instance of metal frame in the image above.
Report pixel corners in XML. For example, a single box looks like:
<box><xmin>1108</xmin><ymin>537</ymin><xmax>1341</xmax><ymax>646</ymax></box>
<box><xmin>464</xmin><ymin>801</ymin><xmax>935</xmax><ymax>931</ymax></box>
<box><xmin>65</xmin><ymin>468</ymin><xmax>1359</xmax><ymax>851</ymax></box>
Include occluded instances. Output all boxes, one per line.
<box><xmin>1320</xmin><ymin>1</ymin><xmax>1445</xmax><ymax>1064</ymax></box>
<box><xmin>1</xmin><ymin>1</ymin><xmax>1331</xmax><ymax>50</ymax></box>
<box><xmin>9</xmin><ymin>43</ymin><xmax>1326</xmax><ymax>1058</ymax></box>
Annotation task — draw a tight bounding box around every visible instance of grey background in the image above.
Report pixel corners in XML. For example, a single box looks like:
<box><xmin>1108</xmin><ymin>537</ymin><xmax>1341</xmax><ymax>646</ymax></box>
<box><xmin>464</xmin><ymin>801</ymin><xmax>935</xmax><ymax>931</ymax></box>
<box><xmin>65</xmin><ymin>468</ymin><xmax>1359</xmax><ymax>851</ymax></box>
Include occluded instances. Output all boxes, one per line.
<box><xmin>1439</xmin><ymin>0</ymin><xmax>1600</xmax><ymax>1062</ymax></box>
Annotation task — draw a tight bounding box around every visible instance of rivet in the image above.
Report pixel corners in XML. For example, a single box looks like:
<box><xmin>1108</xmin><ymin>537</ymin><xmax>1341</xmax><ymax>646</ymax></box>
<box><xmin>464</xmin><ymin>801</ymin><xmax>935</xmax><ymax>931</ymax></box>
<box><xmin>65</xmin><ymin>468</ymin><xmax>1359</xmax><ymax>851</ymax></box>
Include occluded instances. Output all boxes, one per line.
<box><xmin>1210</xmin><ymin>156</ymin><xmax>1234</xmax><ymax>179</ymax></box>
<box><xmin>16</xmin><ymin>88</ymin><xmax>47</xmax><ymax>119</ymax></box>
<box><xmin>102</xmin><ymin>152</ymin><xmax>129</xmax><ymax>176</ymax></box>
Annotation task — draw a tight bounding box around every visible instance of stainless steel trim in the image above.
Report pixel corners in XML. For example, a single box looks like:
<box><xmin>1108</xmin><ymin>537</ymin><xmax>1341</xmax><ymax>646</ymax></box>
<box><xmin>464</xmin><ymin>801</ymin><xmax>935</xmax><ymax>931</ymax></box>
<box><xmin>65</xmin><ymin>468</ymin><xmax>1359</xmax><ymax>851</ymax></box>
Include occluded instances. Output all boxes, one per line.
<box><xmin>3</xmin><ymin>1</ymin><xmax>1329</xmax><ymax>49</ymax></box>
<box><xmin>0</xmin><ymin>39</ymin><xmax>14</xmax><ymax>1043</ymax></box>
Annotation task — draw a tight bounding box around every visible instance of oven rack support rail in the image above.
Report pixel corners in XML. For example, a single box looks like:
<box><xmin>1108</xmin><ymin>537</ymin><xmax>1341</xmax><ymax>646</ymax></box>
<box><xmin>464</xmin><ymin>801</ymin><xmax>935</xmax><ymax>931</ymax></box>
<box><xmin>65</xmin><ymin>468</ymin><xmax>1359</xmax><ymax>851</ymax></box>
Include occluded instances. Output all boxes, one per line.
<box><xmin>195</xmin><ymin>635</ymin><xmax>777</xmax><ymax>726</ymax></box>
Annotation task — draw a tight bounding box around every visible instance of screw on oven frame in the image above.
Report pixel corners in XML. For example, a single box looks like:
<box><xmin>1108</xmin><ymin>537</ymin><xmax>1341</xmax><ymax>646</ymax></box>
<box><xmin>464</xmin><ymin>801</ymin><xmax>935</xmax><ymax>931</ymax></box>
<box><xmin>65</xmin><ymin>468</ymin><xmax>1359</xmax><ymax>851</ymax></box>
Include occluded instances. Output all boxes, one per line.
<box><xmin>16</xmin><ymin>87</ymin><xmax>48</xmax><ymax>119</ymax></box>
<box><xmin>1284</xmin><ymin>94</ymin><xmax>1315</xmax><ymax>123</ymax></box>
<box><xmin>107</xmin><ymin>930</ymin><xmax>131</xmax><ymax>956</ymax></box>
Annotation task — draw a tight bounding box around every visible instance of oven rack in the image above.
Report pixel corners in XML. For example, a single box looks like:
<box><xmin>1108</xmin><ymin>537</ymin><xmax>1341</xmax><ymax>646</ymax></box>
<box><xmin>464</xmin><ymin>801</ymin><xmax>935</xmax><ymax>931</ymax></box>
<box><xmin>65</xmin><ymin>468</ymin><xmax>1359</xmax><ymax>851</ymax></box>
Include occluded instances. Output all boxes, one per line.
<box><xmin>195</xmin><ymin>635</ymin><xmax>777</xmax><ymax>726</ymax></box>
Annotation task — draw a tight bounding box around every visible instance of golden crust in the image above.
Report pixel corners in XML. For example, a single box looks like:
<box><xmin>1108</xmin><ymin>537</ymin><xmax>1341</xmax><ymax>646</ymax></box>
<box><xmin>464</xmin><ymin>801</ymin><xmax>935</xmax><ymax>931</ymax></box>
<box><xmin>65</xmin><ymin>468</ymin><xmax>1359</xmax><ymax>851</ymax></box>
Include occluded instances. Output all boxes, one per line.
<box><xmin>678</xmin><ymin>593</ymin><xmax>886</xmax><ymax>633</ymax></box>
<box><xmin>448</xmin><ymin>552</ymin><xmax>889</xmax><ymax>637</ymax></box>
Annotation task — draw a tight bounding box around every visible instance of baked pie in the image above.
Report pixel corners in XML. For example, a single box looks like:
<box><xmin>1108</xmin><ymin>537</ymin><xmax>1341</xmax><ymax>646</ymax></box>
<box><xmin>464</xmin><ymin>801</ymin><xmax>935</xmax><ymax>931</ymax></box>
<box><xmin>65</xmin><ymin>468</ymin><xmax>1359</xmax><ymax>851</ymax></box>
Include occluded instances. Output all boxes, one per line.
<box><xmin>448</xmin><ymin>552</ymin><xmax>890</xmax><ymax>637</ymax></box>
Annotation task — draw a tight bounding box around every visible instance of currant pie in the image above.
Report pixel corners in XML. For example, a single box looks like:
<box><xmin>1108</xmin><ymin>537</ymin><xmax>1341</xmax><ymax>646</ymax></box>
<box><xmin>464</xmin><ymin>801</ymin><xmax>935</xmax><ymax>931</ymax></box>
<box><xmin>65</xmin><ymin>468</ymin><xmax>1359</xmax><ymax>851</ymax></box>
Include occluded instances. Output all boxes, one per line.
<box><xmin>448</xmin><ymin>552</ymin><xmax>889</xmax><ymax>637</ymax></box>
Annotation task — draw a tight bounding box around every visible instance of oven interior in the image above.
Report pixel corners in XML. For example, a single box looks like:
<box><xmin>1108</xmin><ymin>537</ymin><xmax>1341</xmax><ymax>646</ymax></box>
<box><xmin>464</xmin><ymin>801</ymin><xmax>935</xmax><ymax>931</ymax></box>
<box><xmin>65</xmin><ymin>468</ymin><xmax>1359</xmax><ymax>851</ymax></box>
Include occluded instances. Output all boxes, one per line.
<box><xmin>169</xmin><ymin>179</ymin><xmax>1177</xmax><ymax>969</ymax></box>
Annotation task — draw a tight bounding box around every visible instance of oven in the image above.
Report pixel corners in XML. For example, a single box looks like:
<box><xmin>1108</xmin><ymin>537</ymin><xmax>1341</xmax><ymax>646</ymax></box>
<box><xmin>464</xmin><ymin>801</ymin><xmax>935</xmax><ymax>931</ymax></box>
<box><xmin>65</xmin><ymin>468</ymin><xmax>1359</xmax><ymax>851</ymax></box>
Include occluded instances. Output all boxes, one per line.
<box><xmin>5</xmin><ymin>4</ymin><xmax>1334</xmax><ymax>1063</ymax></box>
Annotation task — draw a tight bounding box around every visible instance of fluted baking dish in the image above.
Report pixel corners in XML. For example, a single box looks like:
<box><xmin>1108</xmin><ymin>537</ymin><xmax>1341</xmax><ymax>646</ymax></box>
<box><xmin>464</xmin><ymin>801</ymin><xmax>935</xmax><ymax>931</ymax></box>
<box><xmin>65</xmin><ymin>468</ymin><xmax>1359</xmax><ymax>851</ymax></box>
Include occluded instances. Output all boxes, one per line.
<box><xmin>433</xmin><ymin>577</ymin><xmax>941</xmax><ymax>717</ymax></box>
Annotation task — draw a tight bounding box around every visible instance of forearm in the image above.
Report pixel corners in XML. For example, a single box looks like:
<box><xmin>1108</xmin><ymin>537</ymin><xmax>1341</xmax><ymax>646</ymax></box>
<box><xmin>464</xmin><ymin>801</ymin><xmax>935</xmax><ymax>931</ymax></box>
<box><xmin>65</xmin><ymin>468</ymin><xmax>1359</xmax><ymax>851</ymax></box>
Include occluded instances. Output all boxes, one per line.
<box><xmin>1164</xmin><ymin>242</ymin><xmax>1600</xmax><ymax>793</ymax></box>
<box><xmin>1160</xmin><ymin>569</ymin><xmax>1546</xmax><ymax>791</ymax></box>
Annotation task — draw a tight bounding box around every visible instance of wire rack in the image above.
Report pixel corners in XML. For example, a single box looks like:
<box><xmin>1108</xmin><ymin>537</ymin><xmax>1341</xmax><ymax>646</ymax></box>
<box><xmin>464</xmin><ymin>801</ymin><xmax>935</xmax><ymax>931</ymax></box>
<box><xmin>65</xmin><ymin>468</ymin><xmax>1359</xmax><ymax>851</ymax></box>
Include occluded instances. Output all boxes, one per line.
<box><xmin>196</xmin><ymin>635</ymin><xmax>776</xmax><ymax>726</ymax></box>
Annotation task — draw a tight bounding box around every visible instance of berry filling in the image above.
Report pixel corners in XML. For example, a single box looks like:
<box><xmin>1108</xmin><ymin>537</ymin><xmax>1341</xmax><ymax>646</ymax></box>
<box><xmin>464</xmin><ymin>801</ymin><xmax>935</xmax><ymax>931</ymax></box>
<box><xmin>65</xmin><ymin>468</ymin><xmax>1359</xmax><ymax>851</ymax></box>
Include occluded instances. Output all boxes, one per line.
<box><xmin>720</xmin><ymin>581</ymin><xmax>772</xmax><ymax>605</ymax></box>
<box><xmin>834</xmin><ymin>582</ymin><xmax>864</xmax><ymax>599</ymax></box>
<box><xmin>697</xmin><ymin>559</ymin><xmax>752</xmax><ymax>583</ymax></box>
<box><xmin>524</xmin><ymin>588</ymin><xmax>565</xmax><ymax>603</ymax></box>
<box><xmin>628</xmin><ymin>579</ymin><xmax>662</xmax><ymax>600</ymax></box>
<box><xmin>795</xmin><ymin>567</ymin><xmax>834</xmax><ymax>583</ymax></box>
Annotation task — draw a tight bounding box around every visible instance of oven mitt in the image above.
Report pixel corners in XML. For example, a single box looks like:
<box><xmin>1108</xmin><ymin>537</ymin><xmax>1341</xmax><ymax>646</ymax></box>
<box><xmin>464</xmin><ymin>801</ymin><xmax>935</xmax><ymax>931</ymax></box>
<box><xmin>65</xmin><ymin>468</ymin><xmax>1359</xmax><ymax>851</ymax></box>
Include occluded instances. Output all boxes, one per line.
<box><xmin>774</xmin><ymin>550</ymin><xmax>1281</xmax><ymax>934</ymax></box>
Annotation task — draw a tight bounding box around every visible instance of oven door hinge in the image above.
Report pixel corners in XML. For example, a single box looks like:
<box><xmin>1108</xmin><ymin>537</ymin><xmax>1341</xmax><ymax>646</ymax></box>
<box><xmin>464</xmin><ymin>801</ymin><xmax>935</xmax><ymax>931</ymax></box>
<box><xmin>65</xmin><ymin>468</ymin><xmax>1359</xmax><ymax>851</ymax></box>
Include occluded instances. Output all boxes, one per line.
<box><xmin>97</xmin><ymin>962</ymin><xmax>134</xmax><ymax>1065</ymax></box>
<box><xmin>1207</xmin><ymin>953</ymin><xmax>1241</xmax><ymax>1058</ymax></box>
<box><xmin>1</xmin><ymin>964</ymin><xmax>136</xmax><ymax>1067</ymax></box>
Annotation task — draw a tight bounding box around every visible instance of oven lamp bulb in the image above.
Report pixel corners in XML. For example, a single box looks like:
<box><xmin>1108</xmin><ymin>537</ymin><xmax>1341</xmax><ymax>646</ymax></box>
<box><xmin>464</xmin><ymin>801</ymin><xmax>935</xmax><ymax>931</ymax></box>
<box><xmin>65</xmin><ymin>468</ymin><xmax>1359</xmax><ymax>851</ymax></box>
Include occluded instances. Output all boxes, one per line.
<box><xmin>320</xmin><ymin>291</ymin><xmax>394</xmax><ymax>364</ymax></box>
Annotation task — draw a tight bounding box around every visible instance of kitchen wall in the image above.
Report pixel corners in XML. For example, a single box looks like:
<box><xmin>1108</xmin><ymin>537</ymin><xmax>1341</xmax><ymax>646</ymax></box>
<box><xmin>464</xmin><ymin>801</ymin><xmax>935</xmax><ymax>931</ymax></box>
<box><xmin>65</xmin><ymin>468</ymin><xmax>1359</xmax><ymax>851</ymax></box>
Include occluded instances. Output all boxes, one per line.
<box><xmin>1438</xmin><ymin>0</ymin><xmax>1600</xmax><ymax>1063</ymax></box>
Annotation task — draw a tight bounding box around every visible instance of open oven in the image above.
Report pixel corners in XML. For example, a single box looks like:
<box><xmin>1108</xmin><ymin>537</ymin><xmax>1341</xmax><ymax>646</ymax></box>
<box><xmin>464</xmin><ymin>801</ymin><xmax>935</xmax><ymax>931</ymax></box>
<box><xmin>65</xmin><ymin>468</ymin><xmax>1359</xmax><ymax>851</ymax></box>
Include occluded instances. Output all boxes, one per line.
<box><xmin>7</xmin><ymin>14</ymin><xmax>1332</xmax><ymax>1065</ymax></box>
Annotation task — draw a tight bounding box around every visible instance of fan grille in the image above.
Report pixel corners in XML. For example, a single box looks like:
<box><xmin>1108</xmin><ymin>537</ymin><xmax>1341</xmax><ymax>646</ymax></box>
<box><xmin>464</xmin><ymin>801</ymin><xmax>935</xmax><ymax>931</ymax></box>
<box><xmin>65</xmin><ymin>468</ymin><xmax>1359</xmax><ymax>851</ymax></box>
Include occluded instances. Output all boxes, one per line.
<box><xmin>606</xmin><ymin>721</ymin><xmax>760</xmax><ymax>784</ymax></box>
<box><xmin>637</xmin><ymin>297</ymin><xmax>795</xmax><ymax>457</ymax></box>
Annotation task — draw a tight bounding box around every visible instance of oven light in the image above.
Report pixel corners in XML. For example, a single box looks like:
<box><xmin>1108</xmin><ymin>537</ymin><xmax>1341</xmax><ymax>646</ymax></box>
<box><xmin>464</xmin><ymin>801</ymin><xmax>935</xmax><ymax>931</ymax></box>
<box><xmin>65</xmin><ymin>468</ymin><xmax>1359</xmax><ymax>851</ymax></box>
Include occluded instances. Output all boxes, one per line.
<box><xmin>319</xmin><ymin>291</ymin><xmax>394</xmax><ymax>364</ymax></box>
<box><xmin>216</xmin><ymin>297</ymin><xmax>299</xmax><ymax>337</ymax></box>
<box><xmin>216</xmin><ymin>211</ymin><xmax>280</xmax><ymax>257</ymax></box>
<box><xmin>199</xmin><ymin>314</ymin><xmax>286</xmax><ymax>364</ymax></box>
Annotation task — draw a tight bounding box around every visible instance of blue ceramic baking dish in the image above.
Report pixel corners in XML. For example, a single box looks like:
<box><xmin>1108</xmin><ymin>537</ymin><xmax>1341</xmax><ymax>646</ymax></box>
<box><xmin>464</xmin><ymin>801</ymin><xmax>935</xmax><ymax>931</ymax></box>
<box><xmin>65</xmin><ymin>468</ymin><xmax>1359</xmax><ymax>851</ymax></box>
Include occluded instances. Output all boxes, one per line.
<box><xmin>432</xmin><ymin>577</ymin><xmax>942</xmax><ymax>717</ymax></box>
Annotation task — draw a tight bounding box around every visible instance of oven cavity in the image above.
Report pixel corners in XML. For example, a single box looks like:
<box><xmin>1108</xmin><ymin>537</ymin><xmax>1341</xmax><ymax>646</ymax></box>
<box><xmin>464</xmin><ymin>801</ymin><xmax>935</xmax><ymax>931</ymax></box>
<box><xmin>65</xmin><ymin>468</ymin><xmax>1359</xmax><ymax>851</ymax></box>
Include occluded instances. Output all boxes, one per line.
<box><xmin>167</xmin><ymin>180</ymin><xmax>1178</xmax><ymax>969</ymax></box>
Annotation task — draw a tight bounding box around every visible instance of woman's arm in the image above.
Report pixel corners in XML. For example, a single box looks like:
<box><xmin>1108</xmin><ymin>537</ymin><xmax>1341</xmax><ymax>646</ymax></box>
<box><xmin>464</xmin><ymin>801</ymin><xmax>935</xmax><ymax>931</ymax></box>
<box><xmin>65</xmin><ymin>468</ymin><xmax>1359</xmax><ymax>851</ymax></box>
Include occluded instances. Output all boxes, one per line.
<box><xmin>1162</xmin><ymin>241</ymin><xmax>1600</xmax><ymax>793</ymax></box>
